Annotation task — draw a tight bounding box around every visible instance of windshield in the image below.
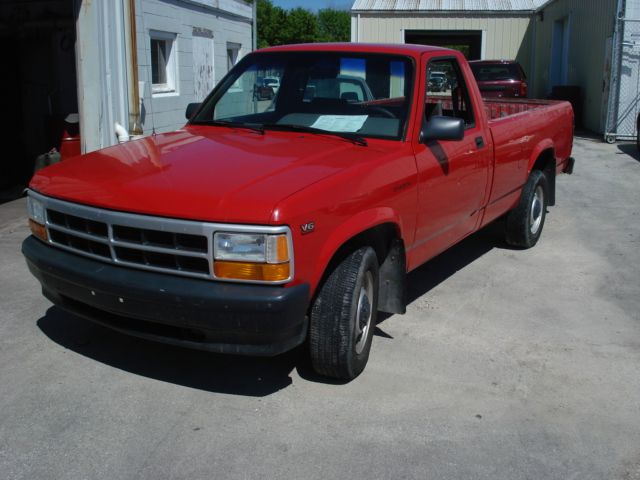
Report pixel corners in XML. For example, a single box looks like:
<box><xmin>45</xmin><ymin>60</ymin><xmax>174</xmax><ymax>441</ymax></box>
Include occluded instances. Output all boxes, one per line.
<box><xmin>191</xmin><ymin>52</ymin><xmax>415</xmax><ymax>141</ymax></box>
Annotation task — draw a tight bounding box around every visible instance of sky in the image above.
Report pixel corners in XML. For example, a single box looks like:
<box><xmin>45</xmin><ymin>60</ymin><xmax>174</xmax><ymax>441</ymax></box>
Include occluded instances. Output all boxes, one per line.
<box><xmin>271</xmin><ymin>0</ymin><xmax>354</xmax><ymax>12</ymax></box>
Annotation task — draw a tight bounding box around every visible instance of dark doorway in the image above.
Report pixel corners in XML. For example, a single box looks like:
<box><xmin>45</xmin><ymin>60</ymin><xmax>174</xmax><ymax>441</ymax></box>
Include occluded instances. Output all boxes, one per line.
<box><xmin>0</xmin><ymin>1</ymin><xmax>78</xmax><ymax>203</ymax></box>
<box><xmin>405</xmin><ymin>30</ymin><xmax>483</xmax><ymax>60</ymax></box>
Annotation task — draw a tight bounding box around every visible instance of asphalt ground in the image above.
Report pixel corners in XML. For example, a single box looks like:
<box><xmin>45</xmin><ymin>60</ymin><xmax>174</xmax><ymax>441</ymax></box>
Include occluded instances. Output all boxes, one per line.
<box><xmin>1</xmin><ymin>135</ymin><xmax>639</xmax><ymax>480</ymax></box>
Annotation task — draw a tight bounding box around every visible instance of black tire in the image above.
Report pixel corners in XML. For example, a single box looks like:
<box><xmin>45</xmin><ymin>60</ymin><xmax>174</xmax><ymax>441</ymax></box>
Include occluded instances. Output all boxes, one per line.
<box><xmin>309</xmin><ymin>247</ymin><xmax>379</xmax><ymax>380</ymax></box>
<box><xmin>505</xmin><ymin>170</ymin><xmax>548</xmax><ymax>248</ymax></box>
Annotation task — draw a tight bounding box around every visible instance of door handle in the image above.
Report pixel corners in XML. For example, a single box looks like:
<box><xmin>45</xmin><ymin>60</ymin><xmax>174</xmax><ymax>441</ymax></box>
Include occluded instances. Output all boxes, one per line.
<box><xmin>475</xmin><ymin>136</ymin><xmax>485</xmax><ymax>149</ymax></box>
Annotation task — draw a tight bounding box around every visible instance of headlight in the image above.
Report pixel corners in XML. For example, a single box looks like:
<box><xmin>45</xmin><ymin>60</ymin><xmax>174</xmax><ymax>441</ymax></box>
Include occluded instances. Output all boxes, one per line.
<box><xmin>27</xmin><ymin>195</ymin><xmax>45</xmax><ymax>224</ymax></box>
<box><xmin>214</xmin><ymin>233</ymin><xmax>288</xmax><ymax>263</ymax></box>
<box><xmin>213</xmin><ymin>231</ymin><xmax>291</xmax><ymax>282</ymax></box>
<box><xmin>27</xmin><ymin>194</ymin><xmax>48</xmax><ymax>242</ymax></box>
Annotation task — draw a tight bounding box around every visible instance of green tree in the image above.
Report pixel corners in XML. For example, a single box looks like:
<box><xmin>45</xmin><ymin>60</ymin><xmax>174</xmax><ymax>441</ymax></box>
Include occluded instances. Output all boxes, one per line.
<box><xmin>317</xmin><ymin>8</ymin><xmax>350</xmax><ymax>42</ymax></box>
<box><xmin>256</xmin><ymin>0</ymin><xmax>351</xmax><ymax>47</ymax></box>
<box><xmin>257</xmin><ymin>0</ymin><xmax>288</xmax><ymax>48</ymax></box>
<box><xmin>282</xmin><ymin>7</ymin><xmax>318</xmax><ymax>44</ymax></box>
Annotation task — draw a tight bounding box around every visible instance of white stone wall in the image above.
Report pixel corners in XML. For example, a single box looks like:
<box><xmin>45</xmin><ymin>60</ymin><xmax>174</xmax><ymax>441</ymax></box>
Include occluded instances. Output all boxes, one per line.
<box><xmin>135</xmin><ymin>0</ymin><xmax>253</xmax><ymax>134</ymax></box>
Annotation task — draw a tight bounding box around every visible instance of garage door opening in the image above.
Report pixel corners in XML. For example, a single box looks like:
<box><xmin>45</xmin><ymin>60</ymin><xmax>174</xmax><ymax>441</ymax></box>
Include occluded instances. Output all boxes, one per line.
<box><xmin>0</xmin><ymin>1</ymin><xmax>78</xmax><ymax>203</ymax></box>
<box><xmin>405</xmin><ymin>30</ymin><xmax>483</xmax><ymax>60</ymax></box>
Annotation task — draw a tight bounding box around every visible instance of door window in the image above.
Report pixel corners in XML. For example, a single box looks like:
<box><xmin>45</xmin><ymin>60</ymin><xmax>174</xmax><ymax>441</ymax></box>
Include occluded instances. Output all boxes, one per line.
<box><xmin>425</xmin><ymin>58</ymin><xmax>475</xmax><ymax>127</ymax></box>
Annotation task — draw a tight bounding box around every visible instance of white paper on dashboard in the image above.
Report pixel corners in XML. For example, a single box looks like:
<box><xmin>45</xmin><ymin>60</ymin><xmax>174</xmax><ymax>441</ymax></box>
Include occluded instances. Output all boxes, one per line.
<box><xmin>310</xmin><ymin>115</ymin><xmax>368</xmax><ymax>133</ymax></box>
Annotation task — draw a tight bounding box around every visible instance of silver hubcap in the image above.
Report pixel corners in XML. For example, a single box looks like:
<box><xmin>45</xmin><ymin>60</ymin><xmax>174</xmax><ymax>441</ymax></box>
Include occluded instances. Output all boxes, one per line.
<box><xmin>354</xmin><ymin>271</ymin><xmax>374</xmax><ymax>355</ymax></box>
<box><xmin>530</xmin><ymin>185</ymin><xmax>544</xmax><ymax>235</ymax></box>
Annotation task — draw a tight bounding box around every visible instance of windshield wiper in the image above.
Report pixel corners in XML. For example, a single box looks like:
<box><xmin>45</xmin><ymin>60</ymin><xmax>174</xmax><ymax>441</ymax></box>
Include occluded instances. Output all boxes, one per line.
<box><xmin>261</xmin><ymin>123</ymin><xmax>368</xmax><ymax>146</ymax></box>
<box><xmin>191</xmin><ymin>120</ymin><xmax>264</xmax><ymax>135</ymax></box>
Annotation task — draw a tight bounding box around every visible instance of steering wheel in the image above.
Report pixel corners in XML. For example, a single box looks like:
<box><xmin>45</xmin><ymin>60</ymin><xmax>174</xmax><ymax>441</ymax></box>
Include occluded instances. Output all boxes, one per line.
<box><xmin>365</xmin><ymin>105</ymin><xmax>396</xmax><ymax>119</ymax></box>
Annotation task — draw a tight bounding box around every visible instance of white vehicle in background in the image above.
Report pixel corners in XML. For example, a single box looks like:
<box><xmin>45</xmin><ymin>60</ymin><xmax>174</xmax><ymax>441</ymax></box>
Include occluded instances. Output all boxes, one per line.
<box><xmin>264</xmin><ymin>77</ymin><xmax>280</xmax><ymax>94</ymax></box>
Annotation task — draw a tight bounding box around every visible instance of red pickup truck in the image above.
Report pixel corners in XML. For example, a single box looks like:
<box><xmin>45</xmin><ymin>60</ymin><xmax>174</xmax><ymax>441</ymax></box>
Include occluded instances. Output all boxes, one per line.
<box><xmin>23</xmin><ymin>43</ymin><xmax>574</xmax><ymax>380</ymax></box>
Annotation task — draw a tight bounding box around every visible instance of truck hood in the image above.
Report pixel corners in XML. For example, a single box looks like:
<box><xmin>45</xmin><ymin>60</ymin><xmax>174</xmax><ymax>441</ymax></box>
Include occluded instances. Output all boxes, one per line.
<box><xmin>30</xmin><ymin>126</ymin><xmax>383</xmax><ymax>224</ymax></box>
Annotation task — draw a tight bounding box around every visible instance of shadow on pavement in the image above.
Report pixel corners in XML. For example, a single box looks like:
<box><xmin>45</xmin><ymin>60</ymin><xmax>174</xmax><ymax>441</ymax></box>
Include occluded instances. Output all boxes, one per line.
<box><xmin>405</xmin><ymin>221</ymin><xmax>506</xmax><ymax>305</ymax></box>
<box><xmin>38</xmin><ymin>307</ymin><xmax>299</xmax><ymax>397</ymax></box>
<box><xmin>617</xmin><ymin>143</ymin><xmax>640</xmax><ymax>162</ymax></box>
<box><xmin>37</xmin><ymin>220</ymin><xmax>508</xmax><ymax>393</ymax></box>
<box><xmin>377</xmin><ymin>219</ymin><xmax>507</xmax><ymax>329</ymax></box>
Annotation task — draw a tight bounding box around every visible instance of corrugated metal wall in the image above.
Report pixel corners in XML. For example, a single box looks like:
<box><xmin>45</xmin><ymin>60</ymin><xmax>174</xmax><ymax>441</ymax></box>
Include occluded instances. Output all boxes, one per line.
<box><xmin>352</xmin><ymin>14</ymin><xmax>533</xmax><ymax>78</ymax></box>
<box><xmin>531</xmin><ymin>0</ymin><xmax>616</xmax><ymax>132</ymax></box>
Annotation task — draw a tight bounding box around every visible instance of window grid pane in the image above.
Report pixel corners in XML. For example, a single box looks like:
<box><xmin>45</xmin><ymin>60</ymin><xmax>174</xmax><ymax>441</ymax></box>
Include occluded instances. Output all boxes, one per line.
<box><xmin>151</xmin><ymin>39</ymin><xmax>168</xmax><ymax>85</ymax></box>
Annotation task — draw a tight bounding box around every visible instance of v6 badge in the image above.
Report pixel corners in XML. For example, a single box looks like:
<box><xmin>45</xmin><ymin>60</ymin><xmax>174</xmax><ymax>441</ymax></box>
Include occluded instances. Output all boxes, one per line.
<box><xmin>301</xmin><ymin>222</ymin><xmax>315</xmax><ymax>234</ymax></box>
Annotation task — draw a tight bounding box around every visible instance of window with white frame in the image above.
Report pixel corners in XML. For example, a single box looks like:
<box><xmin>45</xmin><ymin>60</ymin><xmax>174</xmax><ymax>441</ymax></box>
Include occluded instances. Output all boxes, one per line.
<box><xmin>227</xmin><ymin>42</ymin><xmax>241</xmax><ymax>72</ymax></box>
<box><xmin>150</xmin><ymin>31</ymin><xmax>177</xmax><ymax>94</ymax></box>
<box><xmin>227</xmin><ymin>42</ymin><xmax>242</xmax><ymax>92</ymax></box>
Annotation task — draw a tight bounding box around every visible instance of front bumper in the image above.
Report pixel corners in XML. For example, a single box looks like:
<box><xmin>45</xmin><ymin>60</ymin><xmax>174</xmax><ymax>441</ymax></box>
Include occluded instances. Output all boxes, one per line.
<box><xmin>23</xmin><ymin>236</ymin><xmax>309</xmax><ymax>356</ymax></box>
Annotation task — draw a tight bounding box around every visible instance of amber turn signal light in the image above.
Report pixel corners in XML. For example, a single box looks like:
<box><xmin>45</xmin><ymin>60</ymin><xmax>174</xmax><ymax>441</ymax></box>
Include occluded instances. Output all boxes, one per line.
<box><xmin>29</xmin><ymin>219</ymin><xmax>48</xmax><ymax>242</ymax></box>
<box><xmin>270</xmin><ymin>235</ymin><xmax>290</xmax><ymax>264</ymax></box>
<box><xmin>214</xmin><ymin>261</ymin><xmax>290</xmax><ymax>282</ymax></box>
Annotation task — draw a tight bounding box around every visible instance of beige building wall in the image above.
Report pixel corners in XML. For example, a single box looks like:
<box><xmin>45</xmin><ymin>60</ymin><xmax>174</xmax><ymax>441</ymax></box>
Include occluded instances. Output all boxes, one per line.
<box><xmin>351</xmin><ymin>14</ymin><xmax>534</xmax><ymax>74</ymax></box>
<box><xmin>531</xmin><ymin>0</ymin><xmax>617</xmax><ymax>132</ymax></box>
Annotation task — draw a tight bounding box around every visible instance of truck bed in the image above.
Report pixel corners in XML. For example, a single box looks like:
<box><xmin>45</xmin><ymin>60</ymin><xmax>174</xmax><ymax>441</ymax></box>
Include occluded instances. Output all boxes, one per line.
<box><xmin>483</xmin><ymin>97</ymin><xmax>566</xmax><ymax>120</ymax></box>
<box><xmin>428</xmin><ymin>95</ymin><xmax>565</xmax><ymax>122</ymax></box>
<box><xmin>481</xmin><ymin>97</ymin><xmax>574</xmax><ymax>229</ymax></box>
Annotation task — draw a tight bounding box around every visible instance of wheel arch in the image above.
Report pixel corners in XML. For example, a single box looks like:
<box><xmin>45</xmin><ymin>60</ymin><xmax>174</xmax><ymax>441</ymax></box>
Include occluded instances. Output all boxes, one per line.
<box><xmin>313</xmin><ymin>210</ymin><xmax>407</xmax><ymax>315</ymax></box>
<box><xmin>528</xmin><ymin>143</ymin><xmax>557</xmax><ymax>206</ymax></box>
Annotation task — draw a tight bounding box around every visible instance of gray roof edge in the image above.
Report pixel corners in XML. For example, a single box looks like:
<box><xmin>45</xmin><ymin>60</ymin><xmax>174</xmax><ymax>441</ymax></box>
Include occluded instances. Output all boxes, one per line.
<box><xmin>350</xmin><ymin>0</ymin><xmax>556</xmax><ymax>14</ymax></box>
<box><xmin>350</xmin><ymin>9</ymin><xmax>536</xmax><ymax>15</ymax></box>
<box><xmin>534</xmin><ymin>0</ymin><xmax>559</xmax><ymax>11</ymax></box>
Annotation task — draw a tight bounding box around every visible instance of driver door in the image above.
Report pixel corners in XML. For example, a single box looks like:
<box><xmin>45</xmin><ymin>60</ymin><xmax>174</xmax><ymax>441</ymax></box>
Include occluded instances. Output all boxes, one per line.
<box><xmin>411</xmin><ymin>55</ymin><xmax>492</xmax><ymax>264</ymax></box>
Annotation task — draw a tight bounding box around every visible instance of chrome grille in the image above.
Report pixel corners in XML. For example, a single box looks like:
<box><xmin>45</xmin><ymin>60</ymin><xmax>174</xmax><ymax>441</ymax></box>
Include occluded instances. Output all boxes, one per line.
<box><xmin>30</xmin><ymin>190</ymin><xmax>293</xmax><ymax>284</ymax></box>
<box><xmin>45</xmin><ymin>207</ymin><xmax>210</xmax><ymax>277</ymax></box>
<box><xmin>111</xmin><ymin>225</ymin><xmax>207</xmax><ymax>253</ymax></box>
<box><xmin>48</xmin><ymin>228</ymin><xmax>112</xmax><ymax>259</ymax></box>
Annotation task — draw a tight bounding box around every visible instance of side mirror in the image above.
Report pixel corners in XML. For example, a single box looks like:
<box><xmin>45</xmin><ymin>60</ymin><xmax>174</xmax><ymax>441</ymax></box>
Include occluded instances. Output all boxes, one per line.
<box><xmin>185</xmin><ymin>103</ymin><xmax>201</xmax><ymax>120</ymax></box>
<box><xmin>420</xmin><ymin>116</ymin><xmax>464</xmax><ymax>142</ymax></box>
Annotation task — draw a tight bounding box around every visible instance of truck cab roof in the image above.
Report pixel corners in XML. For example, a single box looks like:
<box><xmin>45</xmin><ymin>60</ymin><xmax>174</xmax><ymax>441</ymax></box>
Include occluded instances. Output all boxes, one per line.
<box><xmin>259</xmin><ymin>42</ymin><xmax>454</xmax><ymax>58</ymax></box>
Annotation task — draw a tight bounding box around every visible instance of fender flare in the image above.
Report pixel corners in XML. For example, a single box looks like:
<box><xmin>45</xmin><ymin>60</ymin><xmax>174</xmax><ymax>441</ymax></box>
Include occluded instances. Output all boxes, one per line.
<box><xmin>527</xmin><ymin>139</ymin><xmax>557</xmax><ymax>205</ymax></box>
<box><xmin>312</xmin><ymin>207</ymin><xmax>404</xmax><ymax>292</ymax></box>
<box><xmin>527</xmin><ymin>139</ymin><xmax>555</xmax><ymax>174</ymax></box>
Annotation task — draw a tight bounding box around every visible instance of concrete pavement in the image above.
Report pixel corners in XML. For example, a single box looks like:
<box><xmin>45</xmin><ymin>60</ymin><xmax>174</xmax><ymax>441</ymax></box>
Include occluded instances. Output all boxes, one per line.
<box><xmin>1</xmin><ymin>135</ymin><xmax>639</xmax><ymax>480</ymax></box>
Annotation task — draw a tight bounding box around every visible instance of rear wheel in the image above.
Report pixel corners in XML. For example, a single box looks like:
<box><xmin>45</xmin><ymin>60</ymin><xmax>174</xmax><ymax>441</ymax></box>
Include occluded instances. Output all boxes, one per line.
<box><xmin>309</xmin><ymin>247</ymin><xmax>379</xmax><ymax>380</ymax></box>
<box><xmin>505</xmin><ymin>170</ymin><xmax>548</xmax><ymax>248</ymax></box>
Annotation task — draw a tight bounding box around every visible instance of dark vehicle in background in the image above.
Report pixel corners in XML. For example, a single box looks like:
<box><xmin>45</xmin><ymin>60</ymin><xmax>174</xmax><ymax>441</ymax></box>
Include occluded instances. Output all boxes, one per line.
<box><xmin>428</xmin><ymin>71</ymin><xmax>447</xmax><ymax>92</ymax></box>
<box><xmin>469</xmin><ymin>60</ymin><xmax>528</xmax><ymax>99</ymax></box>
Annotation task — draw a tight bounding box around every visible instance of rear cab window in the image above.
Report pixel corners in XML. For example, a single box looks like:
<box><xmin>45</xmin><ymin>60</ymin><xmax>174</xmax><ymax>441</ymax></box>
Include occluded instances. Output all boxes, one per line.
<box><xmin>470</xmin><ymin>63</ymin><xmax>524</xmax><ymax>82</ymax></box>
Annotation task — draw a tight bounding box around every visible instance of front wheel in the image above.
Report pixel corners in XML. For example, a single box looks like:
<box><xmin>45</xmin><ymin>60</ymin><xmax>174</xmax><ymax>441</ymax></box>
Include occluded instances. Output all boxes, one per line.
<box><xmin>309</xmin><ymin>247</ymin><xmax>379</xmax><ymax>380</ymax></box>
<box><xmin>505</xmin><ymin>170</ymin><xmax>548</xmax><ymax>248</ymax></box>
